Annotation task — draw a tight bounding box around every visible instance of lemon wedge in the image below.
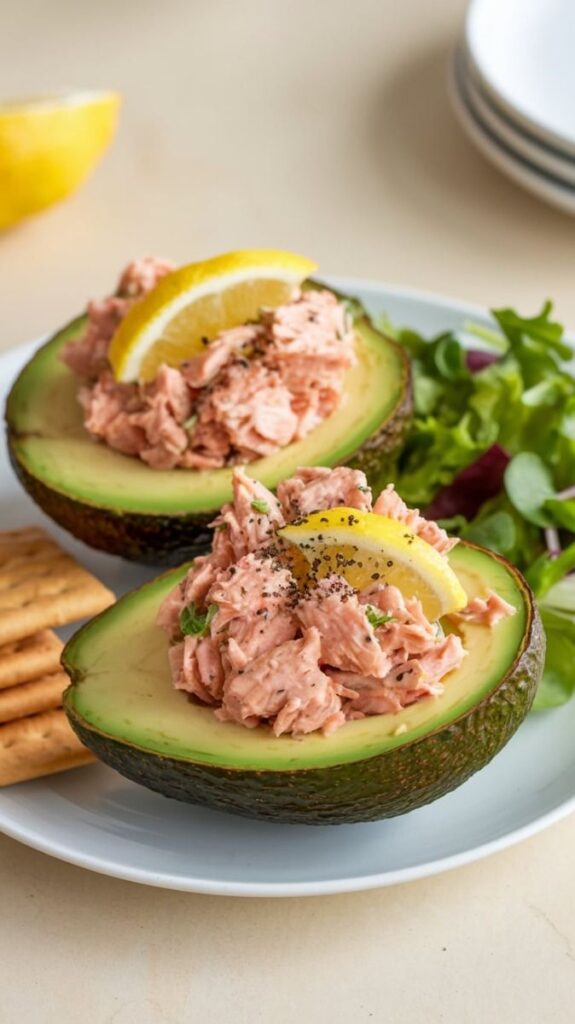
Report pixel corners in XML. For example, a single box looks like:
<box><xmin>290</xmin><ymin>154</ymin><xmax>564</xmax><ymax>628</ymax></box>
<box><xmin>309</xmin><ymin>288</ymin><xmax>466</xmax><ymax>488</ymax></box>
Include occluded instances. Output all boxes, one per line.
<box><xmin>108</xmin><ymin>249</ymin><xmax>318</xmax><ymax>382</ymax></box>
<box><xmin>279</xmin><ymin>508</ymin><xmax>468</xmax><ymax>621</ymax></box>
<box><xmin>0</xmin><ymin>91</ymin><xmax>120</xmax><ymax>231</ymax></box>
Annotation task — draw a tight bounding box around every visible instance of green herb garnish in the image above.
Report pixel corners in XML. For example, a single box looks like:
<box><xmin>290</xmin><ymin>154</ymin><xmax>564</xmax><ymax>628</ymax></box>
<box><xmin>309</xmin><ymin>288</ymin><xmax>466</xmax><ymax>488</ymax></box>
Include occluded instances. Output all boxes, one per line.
<box><xmin>365</xmin><ymin>605</ymin><xmax>394</xmax><ymax>629</ymax></box>
<box><xmin>251</xmin><ymin>499</ymin><xmax>270</xmax><ymax>515</ymax></box>
<box><xmin>179</xmin><ymin>602</ymin><xmax>218</xmax><ymax>637</ymax></box>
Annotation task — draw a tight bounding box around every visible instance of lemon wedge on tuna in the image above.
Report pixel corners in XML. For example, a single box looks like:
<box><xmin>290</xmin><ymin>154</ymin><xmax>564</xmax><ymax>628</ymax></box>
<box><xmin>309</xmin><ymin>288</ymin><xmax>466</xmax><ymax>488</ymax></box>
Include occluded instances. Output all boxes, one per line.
<box><xmin>108</xmin><ymin>249</ymin><xmax>317</xmax><ymax>382</ymax></box>
<box><xmin>279</xmin><ymin>508</ymin><xmax>467</xmax><ymax>621</ymax></box>
<box><xmin>0</xmin><ymin>91</ymin><xmax>120</xmax><ymax>230</ymax></box>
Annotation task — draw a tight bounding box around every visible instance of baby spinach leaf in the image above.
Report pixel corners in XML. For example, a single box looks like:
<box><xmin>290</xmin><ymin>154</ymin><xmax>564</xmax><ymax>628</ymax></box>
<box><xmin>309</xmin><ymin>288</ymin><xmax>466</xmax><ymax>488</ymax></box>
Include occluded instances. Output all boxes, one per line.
<box><xmin>461</xmin><ymin>511</ymin><xmax>517</xmax><ymax>557</ymax></box>
<box><xmin>504</xmin><ymin>453</ymin><xmax>556</xmax><ymax>527</ymax></box>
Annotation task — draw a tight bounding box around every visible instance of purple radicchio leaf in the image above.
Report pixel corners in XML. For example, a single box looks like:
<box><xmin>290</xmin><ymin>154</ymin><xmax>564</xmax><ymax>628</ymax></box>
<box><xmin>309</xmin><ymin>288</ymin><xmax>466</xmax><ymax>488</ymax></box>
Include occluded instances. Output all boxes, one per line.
<box><xmin>466</xmin><ymin>349</ymin><xmax>502</xmax><ymax>373</ymax></box>
<box><xmin>424</xmin><ymin>444</ymin><xmax>510</xmax><ymax>521</ymax></box>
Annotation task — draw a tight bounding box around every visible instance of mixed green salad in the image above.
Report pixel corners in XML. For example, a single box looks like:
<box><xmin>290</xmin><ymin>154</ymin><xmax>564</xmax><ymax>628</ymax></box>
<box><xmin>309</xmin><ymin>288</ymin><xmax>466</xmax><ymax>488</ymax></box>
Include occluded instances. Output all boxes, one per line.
<box><xmin>386</xmin><ymin>302</ymin><xmax>575</xmax><ymax>710</ymax></box>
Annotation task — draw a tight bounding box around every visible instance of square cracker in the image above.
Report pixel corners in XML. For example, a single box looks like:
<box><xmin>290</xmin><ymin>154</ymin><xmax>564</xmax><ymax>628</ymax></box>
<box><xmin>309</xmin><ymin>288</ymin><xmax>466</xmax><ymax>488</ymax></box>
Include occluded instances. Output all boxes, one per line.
<box><xmin>0</xmin><ymin>630</ymin><xmax>63</xmax><ymax>690</ymax></box>
<box><xmin>0</xmin><ymin>708</ymin><xmax>95</xmax><ymax>786</ymax></box>
<box><xmin>0</xmin><ymin>527</ymin><xmax>114</xmax><ymax>646</ymax></box>
<box><xmin>0</xmin><ymin>670</ymin><xmax>69</xmax><ymax>724</ymax></box>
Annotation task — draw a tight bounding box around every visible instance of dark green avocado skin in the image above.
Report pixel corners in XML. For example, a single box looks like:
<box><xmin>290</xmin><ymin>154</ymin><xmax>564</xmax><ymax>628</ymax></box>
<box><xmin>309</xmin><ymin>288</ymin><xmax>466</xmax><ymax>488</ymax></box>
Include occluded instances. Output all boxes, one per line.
<box><xmin>6</xmin><ymin>453</ymin><xmax>213</xmax><ymax>565</ymax></box>
<box><xmin>65</xmin><ymin>604</ymin><xmax>544</xmax><ymax>825</ymax></box>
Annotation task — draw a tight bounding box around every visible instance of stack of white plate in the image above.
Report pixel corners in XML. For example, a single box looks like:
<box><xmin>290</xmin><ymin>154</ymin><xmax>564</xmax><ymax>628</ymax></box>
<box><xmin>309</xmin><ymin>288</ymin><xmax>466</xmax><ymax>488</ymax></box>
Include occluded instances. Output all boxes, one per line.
<box><xmin>450</xmin><ymin>0</ymin><xmax>575</xmax><ymax>214</ymax></box>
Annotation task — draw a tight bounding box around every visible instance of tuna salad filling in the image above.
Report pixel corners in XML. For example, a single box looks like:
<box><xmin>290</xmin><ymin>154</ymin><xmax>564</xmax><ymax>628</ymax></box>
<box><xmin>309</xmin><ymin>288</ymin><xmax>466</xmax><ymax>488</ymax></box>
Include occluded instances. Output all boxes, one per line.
<box><xmin>62</xmin><ymin>258</ymin><xmax>356</xmax><ymax>470</ymax></box>
<box><xmin>157</xmin><ymin>466</ymin><xmax>516</xmax><ymax>737</ymax></box>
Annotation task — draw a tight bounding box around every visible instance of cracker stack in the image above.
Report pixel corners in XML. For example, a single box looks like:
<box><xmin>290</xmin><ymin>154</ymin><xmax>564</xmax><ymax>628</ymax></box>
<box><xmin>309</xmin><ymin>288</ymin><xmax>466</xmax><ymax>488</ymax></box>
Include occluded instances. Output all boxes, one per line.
<box><xmin>0</xmin><ymin>527</ymin><xmax>115</xmax><ymax>785</ymax></box>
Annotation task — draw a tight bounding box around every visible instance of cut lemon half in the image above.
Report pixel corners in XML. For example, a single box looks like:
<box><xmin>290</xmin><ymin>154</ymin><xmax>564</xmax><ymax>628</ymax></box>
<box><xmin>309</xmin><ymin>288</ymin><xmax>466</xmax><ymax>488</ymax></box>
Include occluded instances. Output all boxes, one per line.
<box><xmin>0</xmin><ymin>91</ymin><xmax>120</xmax><ymax>230</ymax></box>
<box><xmin>279</xmin><ymin>508</ymin><xmax>468</xmax><ymax>621</ymax></box>
<box><xmin>108</xmin><ymin>249</ymin><xmax>318</xmax><ymax>382</ymax></box>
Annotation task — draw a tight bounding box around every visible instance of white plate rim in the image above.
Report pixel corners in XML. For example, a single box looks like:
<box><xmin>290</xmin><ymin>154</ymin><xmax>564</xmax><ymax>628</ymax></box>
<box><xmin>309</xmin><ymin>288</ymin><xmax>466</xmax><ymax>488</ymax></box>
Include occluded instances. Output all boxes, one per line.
<box><xmin>1</xmin><ymin>788</ymin><xmax>574</xmax><ymax>897</ymax></box>
<box><xmin>1</xmin><ymin>274</ymin><xmax>575</xmax><ymax>897</ymax></box>
<box><xmin>464</xmin><ymin>0</ymin><xmax>575</xmax><ymax>159</ymax></box>
<box><xmin>448</xmin><ymin>52</ymin><xmax>575</xmax><ymax>216</ymax></box>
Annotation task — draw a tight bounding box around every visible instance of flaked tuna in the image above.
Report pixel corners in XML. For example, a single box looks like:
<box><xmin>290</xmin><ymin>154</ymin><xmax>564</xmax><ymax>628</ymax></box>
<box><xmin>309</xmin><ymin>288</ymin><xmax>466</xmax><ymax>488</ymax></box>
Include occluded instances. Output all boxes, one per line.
<box><xmin>217</xmin><ymin>628</ymin><xmax>345</xmax><ymax>737</ymax></box>
<box><xmin>169</xmin><ymin>635</ymin><xmax>223</xmax><ymax>704</ymax></box>
<box><xmin>331</xmin><ymin>634</ymin><xmax>466</xmax><ymax>719</ymax></box>
<box><xmin>207</xmin><ymin>553</ymin><xmax>296</xmax><ymax>643</ymax></box>
<box><xmin>62</xmin><ymin>258</ymin><xmax>174</xmax><ymax>380</ymax></box>
<box><xmin>182</xmin><ymin>325</ymin><xmax>263</xmax><ymax>388</ymax></box>
<box><xmin>195</xmin><ymin>636</ymin><xmax>225</xmax><ymax>702</ymax></box>
<box><xmin>64</xmin><ymin>266</ymin><xmax>356</xmax><ymax>470</ymax></box>
<box><xmin>195</xmin><ymin>362</ymin><xmax>298</xmax><ymax>464</ymax></box>
<box><xmin>296</xmin><ymin>576</ymin><xmax>391</xmax><ymax>677</ymax></box>
<box><xmin>118</xmin><ymin>257</ymin><xmax>176</xmax><ymax>298</ymax></box>
<box><xmin>157</xmin><ymin>466</ymin><xmax>515</xmax><ymax>738</ymax></box>
<box><xmin>331</xmin><ymin>675</ymin><xmax>404</xmax><ymax>717</ymax></box>
<box><xmin>155</xmin><ymin>558</ymin><xmax>218</xmax><ymax>642</ymax></box>
<box><xmin>213</xmin><ymin>468</ymin><xmax>284</xmax><ymax>561</ymax></box>
<box><xmin>136</xmin><ymin>365</ymin><xmax>195</xmax><ymax>467</ymax></box>
<box><xmin>64</xmin><ymin>299</ymin><xmax>129</xmax><ymax>378</ymax></box>
<box><xmin>183</xmin><ymin>558</ymin><xmax>218</xmax><ymax>607</ymax></box>
<box><xmin>418</xmin><ymin>633</ymin><xmax>466</xmax><ymax>682</ymax></box>
<box><xmin>78</xmin><ymin>373</ymin><xmax>141</xmax><ymax>453</ymax></box>
<box><xmin>262</xmin><ymin>289</ymin><xmax>354</xmax><ymax>432</ymax></box>
<box><xmin>278</xmin><ymin>466</ymin><xmax>372</xmax><ymax>519</ymax></box>
<box><xmin>156</xmin><ymin>580</ymin><xmax>187</xmax><ymax>642</ymax></box>
<box><xmin>449</xmin><ymin>592</ymin><xmax>516</xmax><ymax>627</ymax></box>
<box><xmin>359</xmin><ymin>584</ymin><xmax>438</xmax><ymax>660</ymax></box>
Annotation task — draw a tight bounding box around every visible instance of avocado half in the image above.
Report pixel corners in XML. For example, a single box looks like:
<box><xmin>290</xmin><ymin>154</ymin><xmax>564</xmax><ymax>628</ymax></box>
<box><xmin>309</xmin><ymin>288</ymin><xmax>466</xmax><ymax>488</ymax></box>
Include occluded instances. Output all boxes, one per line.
<box><xmin>5</xmin><ymin>284</ymin><xmax>412</xmax><ymax>565</ymax></box>
<box><xmin>63</xmin><ymin>542</ymin><xmax>544</xmax><ymax>825</ymax></box>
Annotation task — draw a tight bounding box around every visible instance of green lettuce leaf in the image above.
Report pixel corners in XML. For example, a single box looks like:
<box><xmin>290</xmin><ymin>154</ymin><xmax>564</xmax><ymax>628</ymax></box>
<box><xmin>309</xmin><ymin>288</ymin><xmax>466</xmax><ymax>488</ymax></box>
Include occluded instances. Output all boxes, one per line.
<box><xmin>392</xmin><ymin>299</ymin><xmax>575</xmax><ymax>711</ymax></box>
<box><xmin>532</xmin><ymin>608</ymin><xmax>575</xmax><ymax>710</ymax></box>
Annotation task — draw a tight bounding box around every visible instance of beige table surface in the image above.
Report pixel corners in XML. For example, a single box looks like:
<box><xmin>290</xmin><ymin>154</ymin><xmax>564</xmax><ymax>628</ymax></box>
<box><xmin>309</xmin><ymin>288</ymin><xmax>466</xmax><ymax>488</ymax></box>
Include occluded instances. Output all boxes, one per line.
<box><xmin>2</xmin><ymin>1</ymin><xmax>575</xmax><ymax>1021</ymax></box>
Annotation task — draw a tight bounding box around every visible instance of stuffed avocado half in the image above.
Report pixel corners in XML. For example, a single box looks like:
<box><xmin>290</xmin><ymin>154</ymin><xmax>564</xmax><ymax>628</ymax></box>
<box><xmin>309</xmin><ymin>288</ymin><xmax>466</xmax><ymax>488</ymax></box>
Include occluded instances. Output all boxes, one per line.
<box><xmin>63</xmin><ymin>541</ymin><xmax>544</xmax><ymax>826</ymax></box>
<box><xmin>5</xmin><ymin>283</ymin><xmax>411</xmax><ymax>565</ymax></box>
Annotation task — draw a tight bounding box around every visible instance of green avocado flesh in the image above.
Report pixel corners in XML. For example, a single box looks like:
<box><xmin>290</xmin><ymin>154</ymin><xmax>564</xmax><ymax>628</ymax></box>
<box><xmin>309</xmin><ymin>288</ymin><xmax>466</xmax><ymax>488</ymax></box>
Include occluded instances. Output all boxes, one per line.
<box><xmin>63</xmin><ymin>543</ymin><xmax>544</xmax><ymax>824</ymax></box>
<box><xmin>5</xmin><ymin>290</ymin><xmax>411</xmax><ymax>563</ymax></box>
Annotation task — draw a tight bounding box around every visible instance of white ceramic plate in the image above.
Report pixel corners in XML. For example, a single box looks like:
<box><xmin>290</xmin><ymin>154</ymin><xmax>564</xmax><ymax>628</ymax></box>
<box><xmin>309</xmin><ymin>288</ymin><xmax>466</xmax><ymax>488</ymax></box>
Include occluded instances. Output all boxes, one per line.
<box><xmin>448</xmin><ymin>54</ymin><xmax>575</xmax><ymax>216</ymax></box>
<box><xmin>465</xmin><ymin>0</ymin><xmax>575</xmax><ymax>158</ymax></box>
<box><xmin>457</xmin><ymin>47</ymin><xmax>575</xmax><ymax>188</ymax></box>
<box><xmin>1</xmin><ymin>279</ymin><xmax>575</xmax><ymax>897</ymax></box>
